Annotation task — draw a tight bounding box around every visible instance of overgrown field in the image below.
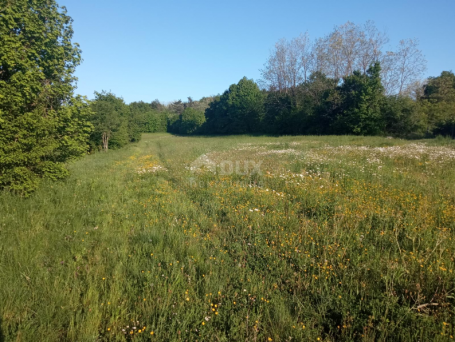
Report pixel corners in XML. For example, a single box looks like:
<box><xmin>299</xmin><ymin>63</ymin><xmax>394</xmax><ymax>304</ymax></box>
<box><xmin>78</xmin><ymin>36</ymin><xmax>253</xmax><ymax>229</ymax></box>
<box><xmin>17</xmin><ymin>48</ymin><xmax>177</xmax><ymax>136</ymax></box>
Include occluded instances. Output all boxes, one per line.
<box><xmin>1</xmin><ymin>134</ymin><xmax>455</xmax><ymax>342</ymax></box>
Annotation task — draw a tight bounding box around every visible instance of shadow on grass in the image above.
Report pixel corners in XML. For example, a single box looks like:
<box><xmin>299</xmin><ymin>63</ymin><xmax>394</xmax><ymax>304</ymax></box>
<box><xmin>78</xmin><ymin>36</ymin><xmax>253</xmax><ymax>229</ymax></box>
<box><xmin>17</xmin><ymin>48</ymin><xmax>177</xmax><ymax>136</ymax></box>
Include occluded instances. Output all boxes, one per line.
<box><xmin>0</xmin><ymin>316</ymin><xmax>4</xmax><ymax>342</ymax></box>
<box><xmin>169</xmin><ymin>133</ymin><xmax>281</xmax><ymax>138</ymax></box>
<box><xmin>169</xmin><ymin>131</ymin><xmax>433</xmax><ymax>139</ymax></box>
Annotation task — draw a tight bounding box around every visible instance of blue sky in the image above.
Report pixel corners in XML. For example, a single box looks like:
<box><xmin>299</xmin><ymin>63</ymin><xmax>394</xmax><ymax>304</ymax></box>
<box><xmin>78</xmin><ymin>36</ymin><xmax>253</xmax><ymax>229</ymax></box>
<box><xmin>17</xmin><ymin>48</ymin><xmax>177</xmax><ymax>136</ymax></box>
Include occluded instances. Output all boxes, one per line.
<box><xmin>59</xmin><ymin>0</ymin><xmax>455</xmax><ymax>104</ymax></box>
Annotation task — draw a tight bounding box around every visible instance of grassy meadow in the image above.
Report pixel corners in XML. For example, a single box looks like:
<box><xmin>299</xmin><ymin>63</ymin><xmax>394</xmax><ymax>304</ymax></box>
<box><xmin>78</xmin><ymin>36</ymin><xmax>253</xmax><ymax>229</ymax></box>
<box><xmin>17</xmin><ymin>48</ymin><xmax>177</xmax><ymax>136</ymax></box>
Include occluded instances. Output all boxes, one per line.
<box><xmin>1</xmin><ymin>133</ymin><xmax>455</xmax><ymax>341</ymax></box>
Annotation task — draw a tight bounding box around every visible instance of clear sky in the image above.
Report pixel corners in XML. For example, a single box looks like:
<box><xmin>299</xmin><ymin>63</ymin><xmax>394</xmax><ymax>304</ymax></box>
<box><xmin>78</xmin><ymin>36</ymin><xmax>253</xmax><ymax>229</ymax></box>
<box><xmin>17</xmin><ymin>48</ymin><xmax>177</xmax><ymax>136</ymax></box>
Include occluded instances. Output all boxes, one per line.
<box><xmin>59</xmin><ymin>0</ymin><xmax>455</xmax><ymax>104</ymax></box>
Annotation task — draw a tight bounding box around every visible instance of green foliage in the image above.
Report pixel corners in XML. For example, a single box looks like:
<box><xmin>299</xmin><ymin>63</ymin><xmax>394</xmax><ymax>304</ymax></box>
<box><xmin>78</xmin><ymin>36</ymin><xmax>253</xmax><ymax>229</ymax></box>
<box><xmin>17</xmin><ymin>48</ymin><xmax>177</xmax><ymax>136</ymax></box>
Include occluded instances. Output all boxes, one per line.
<box><xmin>178</xmin><ymin>107</ymin><xmax>206</xmax><ymax>135</ymax></box>
<box><xmin>150</xmin><ymin>99</ymin><xmax>165</xmax><ymax>111</ymax></box>
<box><xmin>299</xmin><ymin>72</ymin><xmax>340</xmax><ymax>135</ymax></box>
<box><xmin>89</xmin><ymin>91</ymin><xmax>141</xmax><ymax>151</ymax></box>
<box><xmin>263</xmin><ymin>90</ymin><xmax>314</xmax><ymax>135</ymax></box>
<box><xmin>205</xmin><ymin>77</ymin><xmax>264</xmax><ymax>134</ymax></box>
<box><xmin>424</xmin><ymin>71</ymin><xmax>455</xmax><ymax>98</ymax></box>
<box><xmin>422</xmin><ymin>71</ymin><xmax>455</xmax><ymax>137</ymax></box>
<box><xmin>144</xmin><ymin>111</ymin><xmax>168</xmax><ymax>133</ymax></box>
<box><xmin>0</xmin><ymin>0</ymin><xmax>91</xmax><ymax>195</ymax></box>
<box><xmin>129</xmin><ymin>101</ymin><xmax>168</xmax><ymax>133</ymax></box>
<box><xmin>127</xmin><ymin>108</ymin><xmax>144</xmax><ymax>143</ymax></box>
<box><xmin>263</xmin><ymin>92</ymin><xmax>295</xmax><ymax>134</ymax></box>
<box><xmin>198</xmin><ymin>65</ymin><xmax>454</xmax><ymax>140</ymax></box>
<box><xmin>334</xmin><ymin>62</ymin><xmax>385</xmax><ymax>135</ymax></box>
<box><xmin>169</xmin><ymin>99</ymin><xmax>185</xmax><ymax>115</ymax></box>
<box><xmin>167</xmin><ymin>113</ymin><xmax>181</xmax><ymax>133</ymax></box>
<box><xmin>382</xmin><ymin>96</ymin><xmax>423</xmax><ymax>137</ymax></box>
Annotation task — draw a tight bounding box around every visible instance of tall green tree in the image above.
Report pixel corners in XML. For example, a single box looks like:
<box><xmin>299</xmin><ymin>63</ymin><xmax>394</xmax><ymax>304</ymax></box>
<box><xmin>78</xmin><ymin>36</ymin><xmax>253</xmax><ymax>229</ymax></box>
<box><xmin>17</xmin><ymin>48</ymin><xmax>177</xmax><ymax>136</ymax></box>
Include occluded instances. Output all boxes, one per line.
<box><xmin>178</xmin><ymin>107</ymin><xmax>206</xmax><ymax>135</ymax></box>
<box><xmin>299</xmin><ymin>72</ymin><xmax>340</xmax><ymax>134</ymax></box>
<box><xmin>334</xmin><ymin>62</ymin><xmax>385</xmax><ymax>135</ymax></box>
<box><xmin>0</xmin><ymin>0</ymin><xmax>91</xmax><ymax>194</ymax></box>
<box><xmin>89</xmin><ymin>91</ymin><xmax>134</xmax><ymax>151</ymax></box>
<box><xmin>205</xmin><ymin>77</ymin><xmax>264</xmax><ymax>134</ymax></box>
<box><xmin>129</xmin><ymin>101</ymin><xmax>167</xmax><ymax>133</ymax></box>
<box><xmin>422</xmin><ymin>71</ymin><xmax>455</xmax><ymax>137</ymax></box>
<box><xmin>382</xmin><ymin>95</ymin><xmax>422</xmax><ymax>137</ymax></box>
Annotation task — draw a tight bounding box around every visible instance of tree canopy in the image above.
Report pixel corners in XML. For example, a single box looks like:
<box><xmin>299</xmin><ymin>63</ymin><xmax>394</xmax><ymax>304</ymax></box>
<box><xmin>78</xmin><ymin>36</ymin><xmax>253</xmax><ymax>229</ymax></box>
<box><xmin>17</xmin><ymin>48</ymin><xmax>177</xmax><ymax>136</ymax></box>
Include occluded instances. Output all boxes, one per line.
<box><xmin>205</xmin><ymin>77</ymin><xmax>264</xmax><ymax>134</ymax></box>
<box><xmin>0</xmin><ymin>0</ymin><xmax>92</xmax><ymax>194</ymax></box>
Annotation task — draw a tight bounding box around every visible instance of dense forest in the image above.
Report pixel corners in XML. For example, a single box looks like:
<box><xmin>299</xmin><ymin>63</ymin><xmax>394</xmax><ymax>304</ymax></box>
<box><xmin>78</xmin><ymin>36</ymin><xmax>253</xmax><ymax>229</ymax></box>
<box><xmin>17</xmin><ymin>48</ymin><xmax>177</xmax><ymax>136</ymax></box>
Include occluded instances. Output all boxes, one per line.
<box><xmin>1</xmin><ymin>1</ymin><xmax>454</xmax><ymax>194</ymax></box>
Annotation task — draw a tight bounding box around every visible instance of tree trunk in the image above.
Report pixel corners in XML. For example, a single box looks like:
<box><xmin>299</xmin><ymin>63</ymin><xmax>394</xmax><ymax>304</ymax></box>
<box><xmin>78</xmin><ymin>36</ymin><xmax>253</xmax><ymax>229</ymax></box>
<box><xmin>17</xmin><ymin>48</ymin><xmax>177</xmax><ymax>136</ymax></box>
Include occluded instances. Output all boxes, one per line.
<box><xmin>102</xmin><ymin>132</ymin><xmax>109</xmax><ymax>151</ymax></box>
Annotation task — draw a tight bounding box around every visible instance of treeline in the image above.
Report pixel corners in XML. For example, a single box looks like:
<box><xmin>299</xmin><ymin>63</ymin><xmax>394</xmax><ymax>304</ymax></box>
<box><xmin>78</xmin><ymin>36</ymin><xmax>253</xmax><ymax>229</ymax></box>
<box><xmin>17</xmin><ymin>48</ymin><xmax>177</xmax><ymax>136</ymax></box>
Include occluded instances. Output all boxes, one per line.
<box><xmin>86</xmin><ymin>94</ymin><xmax>218</xmax><ymax>151</ymax></box>
<box><xmin>87</xmin><ymin>92</ymin><xmax>166</xmax><ymax>152</ymax></box>
<box><xmin>93</xmin><ymin>64</ymin><xmax>454</xmax><ymax>142</ymax></box>
<box><xmin>164</xmin><ymin>68</ymin><xmax>455</xmax><ymax>138</ymax></box>
<box><xmin>167</xmin><ymin>22</ymin><xmax>454</xmax><ymax>137</ymax></box>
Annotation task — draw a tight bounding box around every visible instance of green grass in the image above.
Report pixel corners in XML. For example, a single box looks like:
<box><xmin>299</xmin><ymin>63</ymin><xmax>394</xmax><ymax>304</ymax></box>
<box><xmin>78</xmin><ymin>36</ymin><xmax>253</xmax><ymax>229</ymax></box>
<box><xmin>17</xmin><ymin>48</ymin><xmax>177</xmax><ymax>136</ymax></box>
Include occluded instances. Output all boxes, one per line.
<box><xmin>1</xmin><ymin>133</ymin><xmax>454</xmax><ymax>341</ymax></box>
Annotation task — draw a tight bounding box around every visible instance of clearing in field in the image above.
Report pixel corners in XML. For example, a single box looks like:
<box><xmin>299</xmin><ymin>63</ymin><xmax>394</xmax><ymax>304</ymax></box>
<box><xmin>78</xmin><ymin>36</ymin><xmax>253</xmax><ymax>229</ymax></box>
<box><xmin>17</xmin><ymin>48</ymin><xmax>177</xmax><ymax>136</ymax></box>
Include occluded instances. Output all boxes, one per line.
<box><xmin>1</xmin><ymin>134</ymin><xmax>454</xmax><ymax>341</ymax></box>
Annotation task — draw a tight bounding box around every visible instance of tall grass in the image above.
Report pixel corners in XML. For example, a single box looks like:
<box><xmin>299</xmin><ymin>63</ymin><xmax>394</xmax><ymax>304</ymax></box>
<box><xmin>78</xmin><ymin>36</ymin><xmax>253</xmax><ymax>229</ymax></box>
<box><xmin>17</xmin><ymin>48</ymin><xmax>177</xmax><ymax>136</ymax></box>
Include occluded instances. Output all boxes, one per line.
<box><xmin>1</xmin><ymin>133</ymin><xmax>454</xmax><ymax>341</ymax></box>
